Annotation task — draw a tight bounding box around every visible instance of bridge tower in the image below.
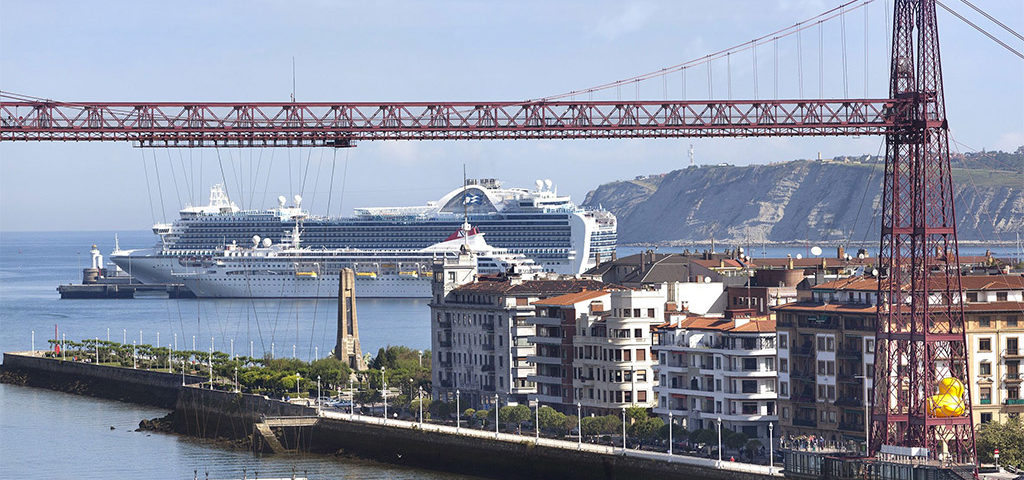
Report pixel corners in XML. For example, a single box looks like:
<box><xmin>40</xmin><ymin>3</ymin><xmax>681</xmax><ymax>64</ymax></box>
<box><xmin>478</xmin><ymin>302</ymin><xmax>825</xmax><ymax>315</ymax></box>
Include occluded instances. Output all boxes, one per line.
<box><xmin>871</xmin><ymin>0</ymin><xmax>976</xmax><ymax>464</ymax></box>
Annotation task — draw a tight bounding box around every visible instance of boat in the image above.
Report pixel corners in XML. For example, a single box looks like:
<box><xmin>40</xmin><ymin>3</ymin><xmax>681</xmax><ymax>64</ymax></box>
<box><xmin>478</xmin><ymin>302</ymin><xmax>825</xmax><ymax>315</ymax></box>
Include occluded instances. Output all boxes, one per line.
<box><xmin>175</xmin><ymin>222</ymin><xmax>541</xmax><ymax>298</ymax></box>
<box><xmin>111</xmin><ymin>179</ymin><xmax>616</xmax><ymax>290</ymax></box>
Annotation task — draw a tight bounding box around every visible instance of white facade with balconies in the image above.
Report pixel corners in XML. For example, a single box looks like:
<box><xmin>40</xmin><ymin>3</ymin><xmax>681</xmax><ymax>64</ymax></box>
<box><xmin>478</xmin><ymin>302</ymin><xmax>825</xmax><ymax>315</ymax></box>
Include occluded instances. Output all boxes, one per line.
<box><xmin>653</xmin><ymin>314</ymin><xmax>778</xmax><ymax>442</ymax></box>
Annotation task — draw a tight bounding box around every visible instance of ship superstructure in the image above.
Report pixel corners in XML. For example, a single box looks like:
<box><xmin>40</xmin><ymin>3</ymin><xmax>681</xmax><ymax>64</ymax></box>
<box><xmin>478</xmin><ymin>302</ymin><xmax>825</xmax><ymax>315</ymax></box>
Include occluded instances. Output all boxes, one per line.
<box><xmin>112</xmin><ymin>179</ymin><xmax>616</xmax><ymax>296</ymax></box>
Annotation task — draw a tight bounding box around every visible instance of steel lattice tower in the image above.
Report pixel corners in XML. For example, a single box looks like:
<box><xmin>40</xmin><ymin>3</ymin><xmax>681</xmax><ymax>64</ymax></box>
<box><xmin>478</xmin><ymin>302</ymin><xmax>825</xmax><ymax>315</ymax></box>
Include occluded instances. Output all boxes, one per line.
<box><xmin>870</xmin><ymin>0</ymin><xmax>976</xmax><ymax>464</ymax></box>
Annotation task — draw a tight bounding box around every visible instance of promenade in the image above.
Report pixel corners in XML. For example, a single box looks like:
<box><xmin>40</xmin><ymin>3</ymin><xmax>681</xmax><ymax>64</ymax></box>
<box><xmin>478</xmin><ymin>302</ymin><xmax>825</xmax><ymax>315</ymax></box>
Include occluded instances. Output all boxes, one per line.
<box><xmin>317</xmin><ymin>408</ymin><xmax>783</xmax><ymax>477</ymax></box>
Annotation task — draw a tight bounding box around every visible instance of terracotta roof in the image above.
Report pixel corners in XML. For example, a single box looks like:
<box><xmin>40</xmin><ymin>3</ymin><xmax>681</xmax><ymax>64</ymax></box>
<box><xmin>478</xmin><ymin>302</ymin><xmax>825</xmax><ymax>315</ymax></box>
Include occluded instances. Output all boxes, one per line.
<box><xmin>452</xmin><ymin>278</ymin><xmax>618</xmax><ymax>296</ymax></box>
<box><xmin>775</xmin><ymin>300</ymin><xmax>1023</xmax><ymax>314</ymax></box>
<box><xmin>963</xmin><ymin>301</ymin><xmax>1024</xmax><ymax>313</ymax></box>
<box><xmin>533</xmin><ymin>290</ymin><xmax>611</xmax><ymax>307</ymax></box>
<box><xmin>663</xmin><ymin>316</ymin><xmax>775</xmax><ymax>333</ymax></box>
<box><xmin>811</xmin><ymin>275</ymin><xmax>1024</xmax><ymax>292</ymax></box>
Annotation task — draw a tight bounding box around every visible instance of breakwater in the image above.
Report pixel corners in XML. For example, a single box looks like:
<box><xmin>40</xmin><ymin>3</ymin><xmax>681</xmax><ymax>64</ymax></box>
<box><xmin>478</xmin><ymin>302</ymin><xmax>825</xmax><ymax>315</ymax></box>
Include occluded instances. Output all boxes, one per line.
<box><xmin>3</xmin><ymin>352</ymin><xmax>776</xmax><ymax>480</ymax></box>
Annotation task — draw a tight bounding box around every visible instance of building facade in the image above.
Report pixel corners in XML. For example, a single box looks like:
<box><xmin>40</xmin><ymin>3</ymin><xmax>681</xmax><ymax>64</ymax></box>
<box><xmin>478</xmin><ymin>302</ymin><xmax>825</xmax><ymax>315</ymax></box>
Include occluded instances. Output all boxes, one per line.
<box><xmin>430</xmin><ymin>267</ymin><xmax>610</xmax><ymax>409</ymax></box>
<box><xmin>571</xmin><ymin>288</ymin><xmax>666</xmax><ymax>415</ymax></box>
<box><xmin>652</xmin><ymin>312</ymin><xmax>779</xmax><ymax>442</ymax></box>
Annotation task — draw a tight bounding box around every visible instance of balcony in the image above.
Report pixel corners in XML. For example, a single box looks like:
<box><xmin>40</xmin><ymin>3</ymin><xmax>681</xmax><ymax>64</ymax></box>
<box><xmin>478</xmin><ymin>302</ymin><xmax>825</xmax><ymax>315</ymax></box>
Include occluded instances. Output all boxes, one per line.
<box><xmin>438</xmin><ymin>359</ymin><xmax>452</xmax><ymax>368</ymax></box>
<box><xmin>438</xmin><ymin>340</ymin><xmax>452</xmax><ymax>348</ymax></box>
<box><xmin>835</xmin><ymin>397</ymin><xmax>862</xmax><ymax>408</ymax></box>
<box><xmin>482</xmin><ymin>343</ymin><xmax>495</xmax><ymax>351</ymax></box>
<box><xmin>979</xmin><ymin>398</ymin><xmax>992</xmax><ymax>405</ymax></box>
<box><xmin>1002</xmin><ymin>348</ymin><xmax>1023</xmax><ymax>359</ymax></box>
<box><xmin>1003</xmin><ymin>373</ymin><xmax>1022</xmax><ymax>383</ymax></box>
<box><xmin>1005</xmin><ymin>399</ymin><xmax>1024</xmax><ymax>405</ymax></box>
<box><xmin>481</xmin><ymin>364</ymin><xmax>495</xmax><ymax>372</ymax></box>
<box><xmin>792</xmin><ymin>345</ymin><xmax>814</xmax><ymax>356</ymax></box>
<box><xmin>838</xmin><ymin>421</ymin><xmax>864</xmax><ymax>432</ymax></box>
<box><xmin>793</xmin><ymin>418</ymin><xmax>817</xmax><ymax>427</ymax></box>
<box><xmin>837</xmin><ymin>349</ymin><xmax>862</xmax><ymax>361</ymax></box>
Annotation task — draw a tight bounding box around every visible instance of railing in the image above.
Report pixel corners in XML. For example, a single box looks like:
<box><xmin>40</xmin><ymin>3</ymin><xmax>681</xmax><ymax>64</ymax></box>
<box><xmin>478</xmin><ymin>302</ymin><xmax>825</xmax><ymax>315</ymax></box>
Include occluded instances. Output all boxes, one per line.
<box><xmin>317</xmin><ymin>410</ymin><xmax>783</xmax><ymax>477</ymax></box>
<box><xmin>1004</xmin><ymin>398</ymin><xmax>1024</xmax><ymax>405</ymax></box>
<box><xmin>439</xmin><ymin>340</ymin><xmax>452</xmax><ymax>348</ymax></box>
<box><xmin>791</xmin><ymin>345</ymin><xmax>814</xmax><ymax>356</ymax></box>
<box><xmin>1003</xmin><ymin>373</ymin><xmax>1021</xmax><ymax>382</ymax></box>
<box><xmin>979</xmin><ymin>398</ymin><xmax>992</xmax><ymax>405</ymax></box>
<box><xmin>838</xmin><ymin>422</ymin><xmax>863</xmax><ymax>432</ymax></box>
<box><xmin>1002</xmin><ymin>348</ymin><xmax>1022</xmax><ymax>358</ymax></box>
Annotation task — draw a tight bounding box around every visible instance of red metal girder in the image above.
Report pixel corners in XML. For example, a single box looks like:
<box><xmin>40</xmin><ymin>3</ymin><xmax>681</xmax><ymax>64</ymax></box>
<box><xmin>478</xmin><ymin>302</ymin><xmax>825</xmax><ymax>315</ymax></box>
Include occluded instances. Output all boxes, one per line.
<box><xmin>0</xmin><ymin>99</ymin><xmax>903</xmax><ymax>147</ymax></box>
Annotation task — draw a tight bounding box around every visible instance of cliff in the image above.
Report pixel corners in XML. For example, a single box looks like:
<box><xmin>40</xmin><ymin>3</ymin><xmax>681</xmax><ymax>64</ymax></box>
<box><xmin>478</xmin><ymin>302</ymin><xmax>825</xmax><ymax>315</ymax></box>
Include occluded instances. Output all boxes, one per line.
<box><xmin>583</xmin><ymin>156</ymin><xmax>1024</xmax><ymax>245</ymax></box>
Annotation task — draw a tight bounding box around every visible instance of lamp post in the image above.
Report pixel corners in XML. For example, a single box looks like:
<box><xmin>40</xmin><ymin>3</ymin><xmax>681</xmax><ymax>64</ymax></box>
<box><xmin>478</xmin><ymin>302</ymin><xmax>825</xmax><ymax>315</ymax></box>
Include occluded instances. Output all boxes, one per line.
<box><xmin>494</xmin><ymin>394</ymin><xmax>499</xmax><ymax>438</ymax></box>
<box><xmin>621</xmin><ymin>407</ymin><xmax>627</xmax><ymax>453</ymax></box>
<box><xmin>181</xmin><ymin>359</ymin><xmax>185</xmax><ymax>386</ymax></box>
<box><xmin>382</xmin><ymin>367</ymin><xmax>387</xmax><ymax>425</ymax></box>
<box><xmin>769</xmin><ymin>422</ymin><xmax>775</xmax><ymax>469</ymax></box>
<box><xmin>168</xmin><ymin>345</ymin><xmax>172</xmax><ymax>373</ymax></box>
<box><xmin>669</xmin><ymin>412</ymin><xmax>674</xmax><ymax>455</ymax></box>
<box><xmin>716</xmin><ymin>417</ymin><xmax>723</xmax><ymax>465</ymax></box>
<box><xmin>132</xmin><ymin>340</ymin><xmax>136</xmax><ymax>369</ymax></box>
<box><xmin>535</xmin><ymin>401</ymin><xmax>540</xmax><ymax>444</ymax></box>
<box><xmin>173</xmin><ymin>333</ymin><xmax>177</xmax><ymax>351</ymax></box>
<box><xmin>296</xmin><ymin>372</ymin><xmax>301</xmax><ymax>398</ymax></box>
<box><xmin>94</xmin><ymin>337</ymin><xmax>99</xmax><ymax>364</ymax></box>
<box><xmin>418</xmin><ymin>387</ymin><xmax>424</xmax><ymax>426</ymax></box>
<box><xmin>62</xmin><ymin>333</ymin><xmax>66</xmax><ymax>361</ymax></box>
<box><xmin>317</xmin><ymin>375</ymin><xmax>322</xmax><ymax>415</ymax></box>
<box><xmin>235</xmin><ymin>367</ymin><xmax>239</xmax><ymax>393</ymax></box>
<box><xmin>855</xmin><ymin>374</ymin><xmax>870</xmax><ymax>454</ymax></box>
<box><xmin>292</xmin><ymin>344</ymin><xmax>296</xmax><ymax>359</ymax></box>
<box><xmin>577</xmin><ymin>402</ymin><xmax>582</xmax><ymax>450</ymax></box>
<box><xmin>349</xmin><ymin>377</ymin><xmax>355</xmax><ymax>420</ymax></box>
<box><xmin>209</xmin><ymin>347</ymin><xmax>213</xmax><ymax>389</ymax></box>
<box><xmin>456</xmin><ymin>389</ymin><xmax>461</xmax><ymax>433</ymax></box>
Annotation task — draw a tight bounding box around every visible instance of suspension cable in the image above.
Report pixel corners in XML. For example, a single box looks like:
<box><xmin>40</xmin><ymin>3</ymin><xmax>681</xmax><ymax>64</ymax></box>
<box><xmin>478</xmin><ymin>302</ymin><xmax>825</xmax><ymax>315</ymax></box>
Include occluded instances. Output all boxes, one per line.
<box><xmin>957</xmin><ymin>0</ymin><xmax>1024</xmax><ymax>42</ymax></box>
<box><xmin>937</xmin><ymin>1</ymin><xmax>1024</xmax><ymax>60</ymax></box>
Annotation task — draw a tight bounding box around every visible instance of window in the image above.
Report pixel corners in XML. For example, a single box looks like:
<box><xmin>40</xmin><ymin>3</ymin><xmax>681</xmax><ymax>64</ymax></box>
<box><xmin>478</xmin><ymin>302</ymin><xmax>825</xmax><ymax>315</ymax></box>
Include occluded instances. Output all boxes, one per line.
<box><xmin>634</xmin><ymin>328</ymin><xmax>643</xmax><ymax>338</ymax></box>
<box><xmin>742</xmin><ymin>380</ymin><xmax>758</xmax><ymax>393</ymax></box>
<box><xmin>997</xmin><ymin>292</ymin><xmax>1008</xmax><ymax>301</ymax></box>
<box><xmin>979</xmin><ymin>317</ymin><xmax>991</xmax><ymax>328</ymax></box>
<box><xmin>779</xmin><ymin>333</ymin><xmax>788</xmax><ymax>347</ymax></box>
<box><xmin>966</xmin><ymin>292</ymin><xmax>978</xmax><ymax>302</ymax></box>
<box><xmin>647</xmin><ymin>308</ymin><xmax>655</xmax><ymax>318</ymax></box>
<box><xmin>980</xmin><ymin>387</ymin><xmax>991</xmax><ymax>404</ymax></box>
<box><xmin>637</xmin><ymin>390</ymin><xmax>647</xmax><ymax>402</ymax></box>
<box><xmin>979</xmin><ymin>338</ymin><xmax>992</xmax><ymax>352</ymax></box>
<box><xmin>636</xmin><ymin>370</ymin><xmax>646</xmax><ymax>381</ymax></box>
<box><xmin>633</xmin><ymin>308</ymin><xmax>640</xmax><ymax>317</ymax></box>
<box><xmin>743</xmin><ymin>358</ymin><xmax>758</xmax><ymax>371</ymax></box>
<box><xmin>980</xmin><ymin>413</ymin><xmax>992</xmax><ymax>424</ymax></box>
<box><xmin>636</xmin><ymin>348</ymin><xmax>646</xmax><ymax>361</ymax></box>
<box><xmin>980</xmin><ymin>362</ymin><xmax>991</xmax><ymax>376</ymax></box>
<box><xmin>624</xmin><ymin>349</ymin><xmax>632</xmax><ymax>362</ymax></box>
<box><xmin>742</xmin><ymin>402</ymin><xmax>758</xmax><ymax>415</ymax></box>
<box><xmin>780</xmin><ymin>358</ymin><xmax>789</xmax><ymax>373</ymax></box>
<box><xmin>1008</xmin><ymin>316</ymin><xmax>1019</xmax><ymax>327</ymax></box>
<box><xmin>781</xmin><ymin>382</ymin><xmax>789</xmax><ymax>396</ymax></box>
<box><xmin>866</xmin><ymin>339</ymin><xmax>875</xmax><ymax>353</ymax></box>
<box><xmin>782</xmin><ymin>407</ymin><xmax>790</xmax><ymax>419</ymax></box>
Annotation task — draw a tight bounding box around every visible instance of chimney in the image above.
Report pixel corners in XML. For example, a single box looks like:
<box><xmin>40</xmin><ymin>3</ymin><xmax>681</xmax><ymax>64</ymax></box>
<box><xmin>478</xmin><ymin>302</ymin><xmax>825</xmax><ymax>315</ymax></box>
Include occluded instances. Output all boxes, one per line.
<box><xmin>590</xmin><ymin>301</ymin><xmax>604</xmax><ymax>315</ymax></box>
<box><xmin>837</xmin><ymin>246</ymin><xmax>845</xmax><ymax>260</ymax></box>
<box><xmin>787</xmin><ymin>257</ymin><xmax>794</xmax><ymax>270</ymax></box>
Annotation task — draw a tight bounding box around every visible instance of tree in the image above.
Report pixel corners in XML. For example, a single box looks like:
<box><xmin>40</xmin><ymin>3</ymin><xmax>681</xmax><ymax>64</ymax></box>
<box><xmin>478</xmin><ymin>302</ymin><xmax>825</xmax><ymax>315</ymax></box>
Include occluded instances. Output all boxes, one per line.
<box><xmin>537</xmin><ymin>406</ymin><xmax>567</xmax><ymax>433</ymax></box>
<box><xmin>977</xmin><ymin>417</ymin><xmax>1024</xmax><ymax>468</ymax></box>
<box><xmin>499</xmin><ymin>405</ymin><xmax>532</xmax><ymax>432</ymax></box>
<box><xmin>474</xmin><ymin>409</ymin><xmax>491</xmax><ymax>426</ymax></box>
<box><xmin>628</xmin><ymin>417</ymin><xmax>665</xmax><ymax>446</ymax></box>
<box><xmin>691</xmin><ymin>429</ymin><xmax>718</xmax><ymax>447</ymax></box>
<box><xmin>745</xmin><ymin>439</ymin><xmax>763</xmax><ymax>461</ymax></box>
<box><xmin>724</xmin><ymin>430</ymin><xmax>749</xmax><ymax>450</ymax></box>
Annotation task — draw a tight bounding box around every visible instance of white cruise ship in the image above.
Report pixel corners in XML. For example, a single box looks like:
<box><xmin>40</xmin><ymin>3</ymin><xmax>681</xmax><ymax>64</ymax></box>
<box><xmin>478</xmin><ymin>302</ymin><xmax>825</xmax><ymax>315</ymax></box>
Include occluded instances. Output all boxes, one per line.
<box><xmin>177</xmin><ymin>223</ymin><xmax>539</xmax><ymax>298</ymax></box>
<box><xmin>112</xmin><ymin>179</ymin><xmax>616</xmax><ymax>294</ymax></box>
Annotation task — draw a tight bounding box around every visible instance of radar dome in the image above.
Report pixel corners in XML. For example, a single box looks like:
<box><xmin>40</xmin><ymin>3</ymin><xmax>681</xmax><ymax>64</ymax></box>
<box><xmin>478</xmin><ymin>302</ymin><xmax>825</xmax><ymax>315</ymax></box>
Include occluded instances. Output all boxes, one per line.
<box><xmin>252</xmin><ymin>235</ymin><xmax>261</xmax><ymax>246</ymax></box>
<box><xmin>262</xmin><ymin>238</ymin><xmax>272</xmax><ymax>247</ymax></box>
<box><xmin>278</xmin><ymin>195</ymin><xmax>287</xmax><ymax>207</ymax></box>
<box><xmin>810</xmin><ymin>246</ymin><xmax>822</xmax><ymax>256</ymax></box>
<box><xmin>544</xmin><ymin>179</ymin><xmax>553</xmax><ymax>190</ymax></box>
<box><xmin>535</xmin><ymin>179</ymin><xmax>544</xmax><ymax>190</ymax></box>
<box><xmin>293</xmin><ymin>194</ymin><xmax>302</xmax><ymax>206</ymax></box>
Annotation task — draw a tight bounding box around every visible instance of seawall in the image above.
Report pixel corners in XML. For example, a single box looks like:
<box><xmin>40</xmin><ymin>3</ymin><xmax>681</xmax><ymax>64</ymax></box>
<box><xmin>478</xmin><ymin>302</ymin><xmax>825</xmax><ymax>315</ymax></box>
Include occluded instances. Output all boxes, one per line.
<box><xmin>0</xmin><ymin>351</ymin><xmax>204</xmax><ymax>408</ymax></box>
<box><xmin>4</xmin><ymin>352</ymin><xmax>775</xmax><ymax>480</ymax></box>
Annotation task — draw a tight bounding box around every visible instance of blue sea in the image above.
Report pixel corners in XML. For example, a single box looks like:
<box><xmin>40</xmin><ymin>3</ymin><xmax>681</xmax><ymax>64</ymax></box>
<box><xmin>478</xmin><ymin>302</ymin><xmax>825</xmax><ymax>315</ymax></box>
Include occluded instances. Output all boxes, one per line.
<box><xmin>0</xmin><ymin>230</ymin><xmax>1018</xmax><ymax>479</ymax></box>
<box><xmin>0</xmin><ymin>230</ymin><xmax>470</xmax><ymax>480</ymax></box>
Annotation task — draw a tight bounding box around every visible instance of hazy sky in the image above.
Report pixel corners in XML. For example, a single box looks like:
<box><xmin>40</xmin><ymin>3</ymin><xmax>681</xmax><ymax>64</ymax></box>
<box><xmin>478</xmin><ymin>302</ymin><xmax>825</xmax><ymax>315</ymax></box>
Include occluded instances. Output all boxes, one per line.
<box><xmin>1</xmin><ymin>0</ymin><xmax>1021</xmax><ymax>232</ymax></box>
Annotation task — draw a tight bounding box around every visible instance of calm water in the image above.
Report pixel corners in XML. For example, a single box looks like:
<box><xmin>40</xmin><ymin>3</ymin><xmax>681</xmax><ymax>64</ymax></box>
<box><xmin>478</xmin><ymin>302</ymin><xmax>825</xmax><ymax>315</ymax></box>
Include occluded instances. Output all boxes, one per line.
<box><xmin>0</xmin><ymin>230</ymin><xmax>470</xmax><ymax>479</ymax></box>
<box><xmin>0</xmin><ymin>230</ymin><xmax>1018</xmax><ymax>478</ymax></box>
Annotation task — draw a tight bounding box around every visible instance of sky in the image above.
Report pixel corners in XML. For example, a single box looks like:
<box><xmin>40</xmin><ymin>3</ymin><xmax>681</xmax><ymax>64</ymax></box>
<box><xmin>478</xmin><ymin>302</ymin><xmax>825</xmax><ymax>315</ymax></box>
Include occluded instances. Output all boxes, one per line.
<box><xmin>1</xmin><ymin>0</ymin><xmax>1022</xmax><ymax>232</ymax></box>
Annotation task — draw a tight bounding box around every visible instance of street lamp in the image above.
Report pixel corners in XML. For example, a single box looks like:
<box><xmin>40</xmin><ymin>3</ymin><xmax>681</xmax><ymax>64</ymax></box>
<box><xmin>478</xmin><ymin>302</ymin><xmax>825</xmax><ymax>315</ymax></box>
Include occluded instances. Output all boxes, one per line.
<box><xmin>855</xmin><ymin>374</ymin><xmax>871</xmax><ymax>455</ymax></box>
<box><xmin>669</xmin><ymin>412</ymin><xmax>674</xmax><ymax>455</ymax></box>
<box><xmin>317</xmin><ymin>375</ymin><xmax>322</xmax><ymax>415</ymax></box>
<box><xmin>296</xmin><ymin>372</ymin><xmax>301</xmax><ymax>398</ymax></box>
<box><xmin>382</xmin><ymin>367</ymin><xmax>388</xmax><ymax>425</ymax></box>
<box><xmin>132</xmin><ymin>340</ymin><xmax>136</xmax><ymax>369</ymax></box>
<box><xmin>577</xmin><ymin>402</ymin><xmax>582</xmax><ymax>450</ymax></box>
<box><xmin>418</xmin><ymin>387</ymin><xmax>424</xmax><ymax>426</ymax></box>
<box><xmin>456</xmin><ymin>389</ymin><xmax>461</xmax><ymax>432</ymax></box>
<box><xmin>534</xmin><ymin>401</ymin><xmax>540</xmax><ymax>444</ymax></box>
<box><xmin>716</xmin><ymin>417</ymin><xmax>723</xmax><ymax>465</ymax></box>
<box><xmin>350</xmin><ymin>377</ymin><xmax>355</xmax><ymax>420</ymax></box>
<box><xmin>94</xmin><ymin>337</ymin><xmax>99</xmax><ymax>364</ymax></box>
<box><xmin>235</xmin><ymin>367</ymin><xmax>239</xmax><ymax>393</ymax></box>
<box><xmin>769</xmin><ymin>422</ymin><xmax>775</xmax><ymax>469</ymax></box>
<box><xmin>494</xmin><ymin>394</ymin><xmax>499</xmax><ymax>438</ymax></box>
<box><xmin>621</xmin><ymin>407</ymin><xmax>627</xmax><ymax>453</ymax></box>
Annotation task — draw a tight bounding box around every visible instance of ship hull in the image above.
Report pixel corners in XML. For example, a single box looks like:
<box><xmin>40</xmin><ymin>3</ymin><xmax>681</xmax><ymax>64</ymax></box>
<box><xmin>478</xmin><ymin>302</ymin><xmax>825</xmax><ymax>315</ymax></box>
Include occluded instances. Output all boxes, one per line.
<box><xmin>182</xmin><ymin>272</ymin><xmax>431</xmax><ymax>298</ymax></box>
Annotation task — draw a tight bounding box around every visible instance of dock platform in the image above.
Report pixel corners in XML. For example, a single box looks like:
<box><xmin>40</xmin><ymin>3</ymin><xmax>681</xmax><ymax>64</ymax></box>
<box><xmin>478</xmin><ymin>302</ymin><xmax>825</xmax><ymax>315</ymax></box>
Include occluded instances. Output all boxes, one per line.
<box><xmin>57</xmin><ymin>283</ymin><xmax>195</xmax><ymax>299</ymax></box>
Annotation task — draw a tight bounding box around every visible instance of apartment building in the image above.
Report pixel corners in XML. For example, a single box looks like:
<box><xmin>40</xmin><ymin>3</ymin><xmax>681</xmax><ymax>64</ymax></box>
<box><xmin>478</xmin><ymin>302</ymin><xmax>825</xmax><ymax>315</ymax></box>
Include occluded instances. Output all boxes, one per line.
<box><xmin>774</xmin><ymin>274</ymin><xmax>1024</xmax><ymax>445</ymax></box>
<box><xmin>652</xmin><ymin>311</ymin><xmax>779</xmax><ymax>442</ymax></box>
<box><xmin>430</xmin><ymin>267</ymin><xmax>610</xmax><ymax>409</ymax></box>
<box><xmin>571</xmin><ymin>288</ymin><xmax>666</xmax><ymax>416</ymax></box>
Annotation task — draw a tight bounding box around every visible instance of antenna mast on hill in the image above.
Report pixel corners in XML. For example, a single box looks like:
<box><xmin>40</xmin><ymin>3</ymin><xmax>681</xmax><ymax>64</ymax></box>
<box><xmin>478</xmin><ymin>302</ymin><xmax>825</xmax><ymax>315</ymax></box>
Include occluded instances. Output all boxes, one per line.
<box><xmin>689</xmin><ymin>144</ymin><xmax>695</xmax><ymax>167</ymax></box>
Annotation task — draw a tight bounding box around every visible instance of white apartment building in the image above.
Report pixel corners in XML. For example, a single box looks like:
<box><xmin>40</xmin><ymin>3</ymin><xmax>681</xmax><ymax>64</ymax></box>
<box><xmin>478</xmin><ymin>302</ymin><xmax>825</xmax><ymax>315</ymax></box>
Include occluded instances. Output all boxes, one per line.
<box><xmin>653</xmin><ymin>312</ymin><xmax>779</xmax><ymax>442</ymax></box>
<box><xmin>572</xmin><ymin>288</ymin><xmax>666</xmax><ymax>415</ymax></box>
